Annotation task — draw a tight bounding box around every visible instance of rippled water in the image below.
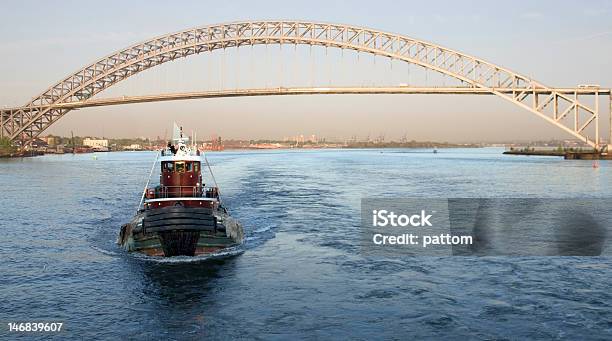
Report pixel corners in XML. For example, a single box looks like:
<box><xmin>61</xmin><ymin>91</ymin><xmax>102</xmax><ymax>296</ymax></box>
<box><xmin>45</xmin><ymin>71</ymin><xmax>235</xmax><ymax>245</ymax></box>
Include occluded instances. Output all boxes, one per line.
<box><xmin>1</xmin><ymin>148</ymin><xmax>610</xmax><ymax>339</ymax></box>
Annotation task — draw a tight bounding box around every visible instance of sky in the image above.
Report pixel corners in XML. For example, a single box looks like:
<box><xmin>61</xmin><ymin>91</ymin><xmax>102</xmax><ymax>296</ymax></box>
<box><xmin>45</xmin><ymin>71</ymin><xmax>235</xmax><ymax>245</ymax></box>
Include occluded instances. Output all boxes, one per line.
<box><xmin>0</xmin><ymin>0</ymin><xmax>611</xmax><ymax>142</ymax></box>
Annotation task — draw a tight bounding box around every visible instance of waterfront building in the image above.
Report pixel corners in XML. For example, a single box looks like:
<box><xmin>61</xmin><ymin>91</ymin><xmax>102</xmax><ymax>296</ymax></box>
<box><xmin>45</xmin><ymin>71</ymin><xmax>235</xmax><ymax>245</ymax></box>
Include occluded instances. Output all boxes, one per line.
<box><xmin>83</xmin><ymin>138</ymin><xmax>109</xmax><ymax>148</ymax></box>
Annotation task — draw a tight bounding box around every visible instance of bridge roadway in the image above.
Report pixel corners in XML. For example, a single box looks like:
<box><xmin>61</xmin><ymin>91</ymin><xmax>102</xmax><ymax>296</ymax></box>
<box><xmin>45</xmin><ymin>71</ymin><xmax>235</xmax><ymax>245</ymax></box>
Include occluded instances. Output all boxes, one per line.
<box><xmin>32</xmin><ymin>86</ymin><xmax>610</xmax><ymax>110</ymax></box>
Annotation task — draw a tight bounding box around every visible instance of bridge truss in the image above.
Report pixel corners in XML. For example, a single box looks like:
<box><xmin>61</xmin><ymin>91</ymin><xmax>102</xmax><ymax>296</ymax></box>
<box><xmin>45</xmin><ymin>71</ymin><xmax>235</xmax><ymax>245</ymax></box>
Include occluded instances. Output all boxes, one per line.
<box><xmin>1</xmin><ymin>21</ymin><xmax>610</xmax><ymax>149</ymax></box>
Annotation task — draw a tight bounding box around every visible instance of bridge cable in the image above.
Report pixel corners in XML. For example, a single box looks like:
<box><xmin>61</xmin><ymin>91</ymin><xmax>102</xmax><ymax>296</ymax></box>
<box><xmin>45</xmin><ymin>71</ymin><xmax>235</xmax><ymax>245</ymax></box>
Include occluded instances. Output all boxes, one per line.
<box><xmin>327</xmin><ymin>47</ymin><xmax>331</xmax><ymax>87</ymax></box>
<box><xmin>236</xmin><ymin>46</ymin><xmax>240</xmax><ymax>90</ymax></box>
<box><xmin>389</xmin><ymin>57</ymin><xmax>392</xmax><ymax>86</ymax></box>
<box><xmin>340</xmin><ymin>48</ymin><xmax>344</xmax><ymax>86</ymax></box>
<box><xmin>407</xmin><ymin>62</ymin><xmax>410</xmax><ymax>85</ymax></box>
<box><xmin>309</xmin><ymin>45</ymin><xmax>313</xmax><ymax>87</ymax></box>
<box><xmin>372</xmin><ymin>53</ymin><xmax>376</xmax><ymax>87</ymax></box>
<box><xmin>221</xmin><ymin>46</ymin><xmax>225</xmax><ymax>89</ymax></box>
<box><xmin>249</xmin><ymin>45</ymin><xmax>254</xmax><ymax>88</ymax></box>
<box><xmin>280</xmin><ymin>44</ymin><xmax>284</xmax><ymax>87</ymax></box>
<box><xmin>357</xmin><ymin>52</ymin><xmax>362</xmax><ymax>86</ymax></box>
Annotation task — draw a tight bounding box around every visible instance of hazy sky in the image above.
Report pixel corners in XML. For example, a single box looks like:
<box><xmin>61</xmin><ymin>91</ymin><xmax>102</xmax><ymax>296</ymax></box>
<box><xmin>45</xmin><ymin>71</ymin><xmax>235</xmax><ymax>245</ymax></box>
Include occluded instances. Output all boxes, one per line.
<box><xmin>1</xmin><ymin>0</ymin><xmax>611</xmax><ymax>142</ymax></box>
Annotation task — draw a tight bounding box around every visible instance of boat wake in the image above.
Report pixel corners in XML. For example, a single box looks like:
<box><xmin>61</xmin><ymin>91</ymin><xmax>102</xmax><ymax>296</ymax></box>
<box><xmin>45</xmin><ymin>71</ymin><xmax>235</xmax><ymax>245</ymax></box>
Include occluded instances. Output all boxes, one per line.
<box><xmin>129</xmin><ymin>245</ymin><xmax>246</xmax><ymax>263</ymax></box>
<box><xmin>90</xmin><ymin>245</ymin><xmax>123</xmax><ymax>257</ymax></box>
<box><xmin>251</xmin><ymin>224</ymin><xmax>274</xmax><ymax>234</ymax></box>
<box><xmin>243</xmin><ymin>223</ymin><xmax>276</xmax><ymax>248</ymax></box>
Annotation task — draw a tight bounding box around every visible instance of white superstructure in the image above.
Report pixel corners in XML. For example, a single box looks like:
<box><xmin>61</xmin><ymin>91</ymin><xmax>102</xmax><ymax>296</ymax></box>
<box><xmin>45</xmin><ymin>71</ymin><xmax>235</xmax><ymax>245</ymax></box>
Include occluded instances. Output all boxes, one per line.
<box><xmin>160</xmin><ymin>123</ymin><xmax>202</xmax><ymax>162</ymax></box>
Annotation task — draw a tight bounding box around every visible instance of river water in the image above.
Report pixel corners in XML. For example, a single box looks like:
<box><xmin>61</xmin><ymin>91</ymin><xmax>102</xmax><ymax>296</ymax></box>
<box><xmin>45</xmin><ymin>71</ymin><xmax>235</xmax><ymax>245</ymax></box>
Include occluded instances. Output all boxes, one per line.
<box><xmin>1</xmin><ymin>148</ymin><xmax>610</xmax><ymax>339</ymax></box>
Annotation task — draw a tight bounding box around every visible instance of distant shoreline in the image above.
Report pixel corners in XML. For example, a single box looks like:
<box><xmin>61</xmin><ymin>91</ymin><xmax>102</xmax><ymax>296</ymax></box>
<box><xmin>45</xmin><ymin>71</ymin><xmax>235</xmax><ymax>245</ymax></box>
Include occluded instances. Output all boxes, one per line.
<box><xmin>0</xmin><ymin>145</ymin><xmax>486</xmax><ymax>158</ymax></box>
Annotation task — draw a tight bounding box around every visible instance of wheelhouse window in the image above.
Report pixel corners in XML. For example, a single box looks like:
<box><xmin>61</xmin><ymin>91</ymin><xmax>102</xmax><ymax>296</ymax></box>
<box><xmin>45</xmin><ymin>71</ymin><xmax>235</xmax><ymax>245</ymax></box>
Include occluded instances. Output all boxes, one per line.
<box><xmin>161</xmin><ymin>161</ymin><xmax>198</xmax><ymax>173</ymax></box>
<box><xmin>162</xmin><ymin>162</ymin><xmax>174</xmax><ymax>172</ymax></box>
<box><xmin>175</xmin><ymin>162</ymin><xmax>185</xmax><ymax>173</ymax></box>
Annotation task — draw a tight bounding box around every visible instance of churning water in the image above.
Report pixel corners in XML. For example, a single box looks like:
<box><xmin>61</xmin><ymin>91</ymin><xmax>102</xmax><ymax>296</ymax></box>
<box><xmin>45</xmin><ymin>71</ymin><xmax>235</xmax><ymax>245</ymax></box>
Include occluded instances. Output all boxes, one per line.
<box><xmin>1</xmin><ymin>148</ymin><xmax>610</xmax><ymax>339</ymax></box>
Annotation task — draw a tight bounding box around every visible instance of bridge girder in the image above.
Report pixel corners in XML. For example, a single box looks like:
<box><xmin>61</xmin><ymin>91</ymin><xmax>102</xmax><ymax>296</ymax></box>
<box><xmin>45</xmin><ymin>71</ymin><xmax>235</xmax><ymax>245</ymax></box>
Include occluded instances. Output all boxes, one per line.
<box><xmin>0</xmin><ymin>21</ymin><xmax>608</xmax><ymax>148</ymax></box>
<box><xmin>24</xmin><ymin>87</ymin><xmax>608</xmax><ymax>110</ymax></box>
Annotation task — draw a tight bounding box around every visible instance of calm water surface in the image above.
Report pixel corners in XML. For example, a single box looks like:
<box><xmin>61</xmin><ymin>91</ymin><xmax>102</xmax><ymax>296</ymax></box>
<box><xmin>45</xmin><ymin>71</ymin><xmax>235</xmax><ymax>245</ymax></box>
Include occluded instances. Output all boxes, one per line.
<box><xmin>1</xmin><ymin>148</ymin><xmax>611</xmax><ymax>339</ymax></box>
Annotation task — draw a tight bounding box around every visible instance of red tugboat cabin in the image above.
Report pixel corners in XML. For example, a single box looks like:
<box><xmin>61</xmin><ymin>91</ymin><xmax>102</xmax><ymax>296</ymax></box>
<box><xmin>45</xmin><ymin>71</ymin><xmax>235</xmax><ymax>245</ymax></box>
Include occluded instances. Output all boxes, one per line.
<box><xmin>143</xmin><ymin>133</ymin><xmax>219</xmax><ymax>210</ymax></box>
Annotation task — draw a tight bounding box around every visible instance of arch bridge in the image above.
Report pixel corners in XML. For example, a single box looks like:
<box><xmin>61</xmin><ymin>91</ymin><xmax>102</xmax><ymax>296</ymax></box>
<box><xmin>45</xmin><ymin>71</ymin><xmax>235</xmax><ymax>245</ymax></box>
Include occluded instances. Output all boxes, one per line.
<box><xmin>1</xmin><ymin>20</ymin><xmax>610</xmax><ymax>149</ymax></box>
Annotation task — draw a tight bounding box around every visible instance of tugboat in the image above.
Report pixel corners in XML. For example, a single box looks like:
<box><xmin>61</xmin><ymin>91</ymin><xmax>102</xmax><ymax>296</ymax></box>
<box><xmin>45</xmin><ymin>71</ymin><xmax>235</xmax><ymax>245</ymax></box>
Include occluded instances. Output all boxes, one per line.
<box><xmin>118</xmin><ymin>124</ymin><xmax>244</xmax><ymax>257</ymax></box>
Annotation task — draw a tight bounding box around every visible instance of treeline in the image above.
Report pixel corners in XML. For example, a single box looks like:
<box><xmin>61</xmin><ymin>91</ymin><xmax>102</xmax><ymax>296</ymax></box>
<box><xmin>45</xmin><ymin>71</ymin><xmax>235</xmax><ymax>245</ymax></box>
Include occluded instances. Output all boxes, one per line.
<box><xmin>44</xmin><ymin>135</ymin><xmax>157</xmax><ymax>147</ymax></box>
<box><xmin>107</xmin><ymin>137</ymin><xmax>152</xmax><ymax>146</ymax></box>
<box><xmin>0</xmin><ymin>137</ymin><xmax>17</xmax><ymax>156</ymax></box>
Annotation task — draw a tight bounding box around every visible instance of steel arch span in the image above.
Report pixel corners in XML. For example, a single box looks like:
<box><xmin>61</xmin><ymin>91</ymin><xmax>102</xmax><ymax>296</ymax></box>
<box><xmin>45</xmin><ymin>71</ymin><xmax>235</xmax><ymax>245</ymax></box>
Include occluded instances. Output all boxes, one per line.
<box><xmin>0</xmin><ymin>20</ymin><xmax>609</xmax><ymax>148</ymax></box>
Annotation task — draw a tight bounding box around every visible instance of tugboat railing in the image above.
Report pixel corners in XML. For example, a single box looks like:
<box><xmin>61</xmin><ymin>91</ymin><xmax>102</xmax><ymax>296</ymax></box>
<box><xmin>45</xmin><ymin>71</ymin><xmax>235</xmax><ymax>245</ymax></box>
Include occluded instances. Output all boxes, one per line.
<box><xmin>157</xmin><ymin>185</ymin><xmax>219</xmax><ymax>199</ymax></box>
<box><xmin>160</xmin><ymin>185</ymin><xmax>198</xmax><ymax>198</ymax></box>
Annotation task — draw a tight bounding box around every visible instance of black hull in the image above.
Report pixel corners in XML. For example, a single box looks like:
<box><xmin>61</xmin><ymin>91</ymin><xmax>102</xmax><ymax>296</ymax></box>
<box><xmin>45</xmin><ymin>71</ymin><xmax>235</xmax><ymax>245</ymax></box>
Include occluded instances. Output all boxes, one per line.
<box><xmin>119</xmin><ymin>206</ymin><xmax>243</xmax><ymax>257</ymax></box>
<box><xmin>143</xmin><ymin>206</ymin><xmax>217</xmax><ymax>233</ymax></box>
<box><xmin>158</xmin><ymin>230</ymin><xmax>201</xmax><ymax>256</ymax></box>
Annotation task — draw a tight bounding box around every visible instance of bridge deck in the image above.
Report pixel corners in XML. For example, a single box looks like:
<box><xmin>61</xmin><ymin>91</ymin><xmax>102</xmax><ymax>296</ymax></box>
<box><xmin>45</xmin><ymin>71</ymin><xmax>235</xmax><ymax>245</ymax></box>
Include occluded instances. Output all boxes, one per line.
<box><xmin>27</xmin><ymin>86</ymin><xmax>612</xmax><ymax>110</ymax></box>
